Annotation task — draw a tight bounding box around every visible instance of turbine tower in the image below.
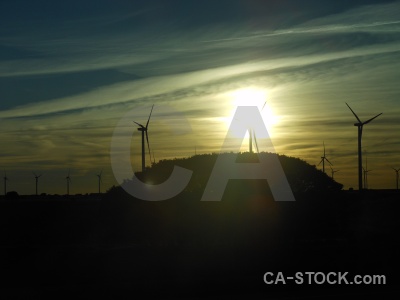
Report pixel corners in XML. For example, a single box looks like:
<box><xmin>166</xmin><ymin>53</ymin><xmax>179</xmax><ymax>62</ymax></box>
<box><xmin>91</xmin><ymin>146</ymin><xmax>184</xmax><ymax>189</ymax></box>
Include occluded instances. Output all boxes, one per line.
<box><xmin>392</xmin><ymin>167</ymin><xmax>400</xmax><ymax>190</ymax></box>
<box><xmin>3</xmin><ymin>171</ymin><xmax>8</xmax><ymax>196</ymax></box>
<box><xmin>133</xmin><ymin>105</ymin><xmax>154</xmax><ymax>172</ymax></box>
<box><xmin>318</xmin><ymin>141</ymin><xmax>332</xmax><ymax>174</ymax></box>
<box><xmin>330</xmin><ymin>167</ymin><xmax>339</xmax><ymax>180</ymax></box>
<box><xmin>66</xmin><ymin>170</ymin><xmax>71</xmax><ymax>195</ymax></box>
<box><xmin>346</xmin><ymin>103</ymin><xmax>382</xmax><ymax>191</ymax></box>
<box><xmin>33</xmin><ymin>172</ymin><xmax>42</xmax><ymax>196</ymax></box>
<box><xmin>96</xmin><ymin>170</ymin><xmax>103</xmax><ymax>194</ymax></box>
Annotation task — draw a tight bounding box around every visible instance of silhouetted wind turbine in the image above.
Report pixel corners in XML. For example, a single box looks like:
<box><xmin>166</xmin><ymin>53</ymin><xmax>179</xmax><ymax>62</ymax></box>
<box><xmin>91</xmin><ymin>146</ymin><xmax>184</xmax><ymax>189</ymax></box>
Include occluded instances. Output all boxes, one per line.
<box><xmin>3</xmin><ymin>171</ymin><xmax>8</xmax><ymax>196</ymax></box>
<box><xmin>392</xmin><ymin>167</ymin><xmax>400</xmax><ymax>190</ymax></box>
<box><xmin>346</xmin><ymin>103</ymin><xmax>382</xmax><ymax>191</ymax></box>
<box><xmin>96</xmin><ymin>170</ymin><xmax>103</xmax><ymax>194</ymax></box>
<box><xmin>250</xmin><ymin>100</ymin><xmax>267</xmax><ymax>153</ymax></box>
<box><xmin>330</xmin><ymin>167</ymin><xmax>339</xmax><ymax>180</ymax></box>
<box><xmin>362</xmin><ymin>153</ymin><xmax>371</xmax><ymax>190</ymax></box>
<box><xmin>318</xmin><ymin>141</ymin><xmax>332</xmax><ymax>174</ymax></box>
<box><xmin>133</xmin><ymin>105</ymin><xmax>154</xmax><ymax>172</ymax></box>
<box><xmin>33</xmin><ymin>172</ymin><xmax>42</xmax><ymax>195</ymax></box>
<box><xmin>66</xmin><ymin>170</ymin><xmax>71</xmax><ymax>195</ymax></box>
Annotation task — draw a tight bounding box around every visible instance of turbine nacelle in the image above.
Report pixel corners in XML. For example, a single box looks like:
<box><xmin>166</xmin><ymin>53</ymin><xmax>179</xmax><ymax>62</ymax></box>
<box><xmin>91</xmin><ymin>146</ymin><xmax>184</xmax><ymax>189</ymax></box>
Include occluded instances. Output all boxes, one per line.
<box><xmin>134</xmin><ymin>121</ymin><xmax>146</xmax><ymax>131</ymax></box>
<box><xmin>33</xmin><ymin>172</ymin><xmax>42</xmax><ymax>179</ymax></box>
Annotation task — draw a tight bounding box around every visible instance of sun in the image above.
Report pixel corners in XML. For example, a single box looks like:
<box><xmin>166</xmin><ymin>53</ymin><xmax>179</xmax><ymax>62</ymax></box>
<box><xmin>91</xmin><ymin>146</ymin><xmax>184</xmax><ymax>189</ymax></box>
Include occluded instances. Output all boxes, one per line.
<box><xmin>230</xmin><ymin>88</ymin><xmax>279</xmax><ymax>128</ymax></box>
<box><xmin>232</xmin><ymin>88</ymin><xmax>267</xmax><ymax>109</ymax></box>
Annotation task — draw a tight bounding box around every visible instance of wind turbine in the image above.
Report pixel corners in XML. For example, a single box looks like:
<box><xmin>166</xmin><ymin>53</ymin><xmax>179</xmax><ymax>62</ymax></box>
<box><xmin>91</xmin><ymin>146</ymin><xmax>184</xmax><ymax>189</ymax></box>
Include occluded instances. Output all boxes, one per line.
<box><xmin>33</xmin><ymin>172</ymin><xmax>42</xmax><ymax>195</ymax></box>
<box><xmin>330</xmin><ymin>167</ymin><xmax>339</xmax><ymax>180</ymax></box>
<box><xmin>250</xmin><ymin>100</ymin><xmax>267</xmax><ymax>153</ymax></box>
<box><xmin>362</xmin><ymin>153</ymin><xmax>371</xmax><ymax>190</ymax></box>
<box><xmin>96</xmin><ymin>170</ymin><xmax>103</xmax><ymax>194</ymax></box>
<box><xmin>65</xmin><ymin>170</ymin><xmax>71</xmax><ymax>195</ymax></box>
<box><xmin>318</xmin><ymin>141</ymin><xmax>332</xmax><ymax>174</ymax></box>
<box><xmin>392</xmin><ymin>167</ymin><xmax>400</xmax><ymax>190</ymax></box>
<box><xmin>346</xmin><ymin>103</ymin><xmax>382</xmax><ymax>191</ymax></box>
<box><xmin>133</xmin><ymin>105</ymin><xmax>154</xmax><ymax>172</ymax></box>
<box><xmin>3</xmin><ymin>171</ymin><xmax>8</xmax><ymax>196</ymax></box>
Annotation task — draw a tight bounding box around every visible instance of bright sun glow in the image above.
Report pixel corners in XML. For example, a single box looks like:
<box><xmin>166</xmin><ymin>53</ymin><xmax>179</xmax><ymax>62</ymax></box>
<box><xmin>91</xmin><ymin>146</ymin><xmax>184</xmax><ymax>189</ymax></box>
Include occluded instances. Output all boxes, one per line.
<box><xmin>230</xmin><ymin>88</ymin><xmax>279</xmax><ymax>128</ymax></box>
<box><xmin>233</xmin><ymin>88</ymin><xmax>267</xmax><ymax>109</ymax></box>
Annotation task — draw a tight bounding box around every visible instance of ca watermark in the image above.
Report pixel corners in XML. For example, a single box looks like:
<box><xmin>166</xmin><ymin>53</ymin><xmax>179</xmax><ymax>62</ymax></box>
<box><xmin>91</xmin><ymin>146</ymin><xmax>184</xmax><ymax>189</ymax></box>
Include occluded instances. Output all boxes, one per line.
<box><xmin>110</xmin><ymin>104</ymin><xmax>295</xmax><ymax>201</ymax></box>
<box><xmin>263</xmin><ymin>272</ymin><xmax>386</xmax><ymax>285</ymax></box>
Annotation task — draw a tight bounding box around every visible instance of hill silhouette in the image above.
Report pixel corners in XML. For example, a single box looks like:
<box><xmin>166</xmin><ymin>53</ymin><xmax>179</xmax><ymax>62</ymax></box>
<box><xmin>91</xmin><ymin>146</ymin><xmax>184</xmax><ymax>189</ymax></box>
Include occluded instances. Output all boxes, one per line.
<box><xmin>120</xmin><ymin>152</ymin><xmax>343</xmax><ymax>196</ymax></box>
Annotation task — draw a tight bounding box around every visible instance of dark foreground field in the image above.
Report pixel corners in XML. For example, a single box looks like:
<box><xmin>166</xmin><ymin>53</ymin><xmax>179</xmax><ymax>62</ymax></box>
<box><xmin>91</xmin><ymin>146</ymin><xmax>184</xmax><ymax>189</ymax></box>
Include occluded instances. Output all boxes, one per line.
<box><xmin>1</xmin><ymin>188</ymin><xmax>399</xmax><ymax>299</ymax></box>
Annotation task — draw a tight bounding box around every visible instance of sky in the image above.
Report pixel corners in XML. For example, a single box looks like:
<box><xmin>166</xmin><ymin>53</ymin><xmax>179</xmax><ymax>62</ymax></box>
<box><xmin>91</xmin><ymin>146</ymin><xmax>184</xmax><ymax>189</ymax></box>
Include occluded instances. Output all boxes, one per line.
<box><xmin>1</xmin><ymin>0</ymin><xmax>400</xmax><ymax>195</ymax></box>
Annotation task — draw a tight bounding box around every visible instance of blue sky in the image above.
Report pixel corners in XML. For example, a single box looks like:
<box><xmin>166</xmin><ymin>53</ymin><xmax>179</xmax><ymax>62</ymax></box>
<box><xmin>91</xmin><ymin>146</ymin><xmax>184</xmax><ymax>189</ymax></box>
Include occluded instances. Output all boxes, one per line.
<box><xmin>1</xmin><ymin>0</ymin><xmax>400</xmax><ymax>194</ymax></box>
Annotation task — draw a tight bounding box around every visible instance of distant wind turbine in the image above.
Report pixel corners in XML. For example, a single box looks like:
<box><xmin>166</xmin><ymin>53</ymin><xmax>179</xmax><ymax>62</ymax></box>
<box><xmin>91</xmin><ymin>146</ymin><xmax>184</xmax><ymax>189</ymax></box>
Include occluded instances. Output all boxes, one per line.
<box><xmin>330</xmin><ymin>167</ymin><xmax>339</xmax><ymax>180</ymax></box>
<box><xmin>133</xmin><ymin>105</ymin><xmax>154</xmax><ymax>172</ymax></box>
<box><xmin>3</xmin><ymin>171</ymin><xmax>8</xmax><ymax>196</ymax></box>
<box><xmin>66</xmin><ymin>170</ymin><xmax>71</xmax><ymax>195</ymax></box>
<box><xmin>250</xmin><ymin>100</ymin><xmax>267</xmax><ymax>153</ymax></box>
<box><xmin>346</xmin><ymin>103</ymin><xmax>382</xmax><ymax>191</ymax></box>
<box><xmin>96</xmin><ymin>170</ymin><xmax>103</xmax><ymax>194</ymax></box>
<box><xmin>362</xmin><ymin>153</ymin><xmax>371</xmax><ymax>190</ymax></box>
<box><xmin>392</xmin><ymin>167</ymin><xmax>400</xmax><ymax>190</ymax></box>
<box><xmin>318</xmin><ymin>141</ymin><xmax>332</xmax><ymax>174</ymax></box>
<box><xmin>33</xmin><ymin>172</ymin><xmax>42</xmax><ymax>195</ymax></box>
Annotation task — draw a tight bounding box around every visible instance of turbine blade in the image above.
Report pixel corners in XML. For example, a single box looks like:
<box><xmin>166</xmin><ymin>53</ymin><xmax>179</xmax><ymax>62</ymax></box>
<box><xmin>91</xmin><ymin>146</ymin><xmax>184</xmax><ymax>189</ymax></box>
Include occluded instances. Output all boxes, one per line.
<box><xmin>146</xmin><ymin>104</ymin><xmax>154</xmax><ymax>129</ymax></box>
<box><xmin>261</xmin><ymin>101</ymin><xmax>267</xmax><ymax>111</ymax></box>
<box><xmin>323</xmin><ymin>141</ymin><xmax>326</xmax><ymax>156</ymax></box>
<box><xmin>363</xmin><ymin>113</ymin><xmax>382</xmax><ymax>125</ymax></box>
<box><xmin>318</xmin><ymin>159</ymin><xmax>323</xmax><ymax>166</ymax></box>
<box><xmin>253</xmin><ymin>131</ymin><xmax>259</xmax><ymax>153</ymax></box>
<box><xmin>146</xmin><ymin>131</ymin><xmax>152</xmax><ymax>164</ymax></box>
<box><xmin>345</xmin><ymin>102</ymin><xmax>361</xmax><ymax>123</ymax></box>
<box><xmin>133</xmin><ymin>121</ymin><xmax>144</xmax><ymax>128</ymax></box>
<box><xmin>325</xmin><ymin>157</ymin><xmax>333</xmax><ymax>166</ymax></box>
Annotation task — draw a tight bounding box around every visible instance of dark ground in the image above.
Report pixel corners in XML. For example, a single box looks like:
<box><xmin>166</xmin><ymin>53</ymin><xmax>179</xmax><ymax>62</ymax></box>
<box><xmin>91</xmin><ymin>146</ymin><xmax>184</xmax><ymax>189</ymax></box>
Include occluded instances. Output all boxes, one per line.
<box><xmin>0</xmin><ymin>189</ymin><xmax>399</xmax><ymax>299</ymax></box>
